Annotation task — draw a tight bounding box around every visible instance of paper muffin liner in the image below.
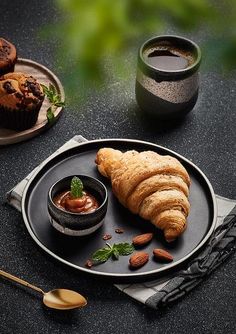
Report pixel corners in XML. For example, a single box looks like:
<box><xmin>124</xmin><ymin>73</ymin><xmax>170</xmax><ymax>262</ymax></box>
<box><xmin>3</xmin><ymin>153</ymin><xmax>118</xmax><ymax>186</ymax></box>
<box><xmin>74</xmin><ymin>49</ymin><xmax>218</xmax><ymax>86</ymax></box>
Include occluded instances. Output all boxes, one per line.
<box><xmin>0</xmin><ymin>102</ymin><xmax>43</xmax><ymax>131</ymax></box>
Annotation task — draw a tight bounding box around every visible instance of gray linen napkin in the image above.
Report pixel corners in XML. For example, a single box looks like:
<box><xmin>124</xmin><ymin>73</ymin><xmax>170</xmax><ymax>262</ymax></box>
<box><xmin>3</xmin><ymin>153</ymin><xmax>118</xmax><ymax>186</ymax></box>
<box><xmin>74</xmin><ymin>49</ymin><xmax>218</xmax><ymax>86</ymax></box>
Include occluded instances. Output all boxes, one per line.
<box><xmin>6</xmin><ymin>135</ymin><xmax>236</xmax><ymax>309</ymax></box>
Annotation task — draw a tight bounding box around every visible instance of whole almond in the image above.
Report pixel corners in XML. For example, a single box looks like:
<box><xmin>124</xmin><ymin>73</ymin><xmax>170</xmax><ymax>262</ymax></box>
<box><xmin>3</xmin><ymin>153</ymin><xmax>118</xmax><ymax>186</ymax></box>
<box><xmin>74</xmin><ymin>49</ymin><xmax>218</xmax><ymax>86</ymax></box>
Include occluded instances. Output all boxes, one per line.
<box><xmin>153</xmin><ymin>249</ymin><xmax>173</xmax><ymax>262</ymax></box>
<box><xmin>129</xmin><ymin>252</ymin><xmax>149</xmax><ymax>268</ymax></box>
<box><xmin>132</xmin><ymin>233</ymin><xmax>153</xmax><ymax>246</ymax></box>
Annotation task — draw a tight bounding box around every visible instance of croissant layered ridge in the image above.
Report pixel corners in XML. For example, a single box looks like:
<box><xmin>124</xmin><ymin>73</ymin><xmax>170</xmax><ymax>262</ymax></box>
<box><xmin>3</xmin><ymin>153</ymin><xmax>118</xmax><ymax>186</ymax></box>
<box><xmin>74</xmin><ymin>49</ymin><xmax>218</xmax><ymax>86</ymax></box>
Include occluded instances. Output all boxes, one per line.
<box><xmin>95</xmin><ymin>148</ymin><xmax>191</xmax><ymax>242</ymax></box>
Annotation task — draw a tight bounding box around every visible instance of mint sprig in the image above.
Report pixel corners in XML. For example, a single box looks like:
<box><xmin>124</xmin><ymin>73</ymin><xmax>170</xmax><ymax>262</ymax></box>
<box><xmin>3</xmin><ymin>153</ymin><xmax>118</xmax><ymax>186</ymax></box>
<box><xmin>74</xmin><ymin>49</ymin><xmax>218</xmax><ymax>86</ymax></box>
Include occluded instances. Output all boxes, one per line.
<box><xmin>41</xmin><ymin>83</ymin><xmax>65</xmax><ymax>124</ymax></box>
<box><xmin>114</xmin><ymin>243</ymin><xmax>135</xmax><ymax>256</ymax></box>
<box><xmin>46</xmin><ymin>107</ymin><xmax>54</xmax><ymax>123</ymax></box>
<box><xmin>70</xmin><ymin>176</ymin><xmax>83</xmax><ymax>198</ymax></box>
<box><xmin>91</xmin><ymin>242</ymin><xmax>134</xmax><ymax>264</ymax></box>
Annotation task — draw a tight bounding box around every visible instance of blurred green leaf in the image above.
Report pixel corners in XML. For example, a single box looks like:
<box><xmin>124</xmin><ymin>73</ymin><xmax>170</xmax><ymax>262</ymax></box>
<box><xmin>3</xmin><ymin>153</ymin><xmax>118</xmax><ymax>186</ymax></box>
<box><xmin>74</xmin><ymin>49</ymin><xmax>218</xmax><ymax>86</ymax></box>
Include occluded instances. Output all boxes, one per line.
<box><xmin>38</xmin><ymin>0</ymin><xmax>236</xmax><ymax>104</ymax></box>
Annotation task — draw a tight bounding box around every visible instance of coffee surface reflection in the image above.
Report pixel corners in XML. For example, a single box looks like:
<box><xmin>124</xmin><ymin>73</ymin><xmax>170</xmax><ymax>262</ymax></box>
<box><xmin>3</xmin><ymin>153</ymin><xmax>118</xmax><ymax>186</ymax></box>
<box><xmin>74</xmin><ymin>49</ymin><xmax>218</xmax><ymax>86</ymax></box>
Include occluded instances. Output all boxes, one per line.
<box><xmin>145</xmin><ymin>48</ymin><xmax>192</xmax><ymax>71</ymax></box>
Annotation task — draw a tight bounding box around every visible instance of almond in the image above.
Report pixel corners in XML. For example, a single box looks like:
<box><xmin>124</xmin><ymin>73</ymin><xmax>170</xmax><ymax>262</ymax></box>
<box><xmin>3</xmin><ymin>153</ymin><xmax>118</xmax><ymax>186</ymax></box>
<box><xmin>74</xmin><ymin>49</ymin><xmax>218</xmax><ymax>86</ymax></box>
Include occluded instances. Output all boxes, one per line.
<box><xmin>132</xmin><ymin>233</ymin><xmax>153</xmax><ymax>246</ymax></box>
<box><xmin>85</xmin><ymin>259</ymin><xmax>93</xmax><ymax>268</ymax></box>
<box><xmin>129</xmin><ymin>252</ymin><xmax>149</xmax><ymax>268</ymax></box>
<box><xmin>102</xmin><ymin>234</ymin><xmax>112</xmax><ymax>240</ymax></box>
<box><xmin>153</xmin><ymin>249</ymin><xmax>173</xmax><ymax>262</ymax></box>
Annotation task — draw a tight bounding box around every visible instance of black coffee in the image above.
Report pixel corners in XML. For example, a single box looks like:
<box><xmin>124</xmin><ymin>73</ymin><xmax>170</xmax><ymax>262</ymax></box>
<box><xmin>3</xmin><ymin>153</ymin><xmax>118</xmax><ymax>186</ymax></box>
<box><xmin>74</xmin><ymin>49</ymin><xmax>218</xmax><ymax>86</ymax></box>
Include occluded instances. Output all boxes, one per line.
<box><xmin>144</xmin><ymin>46</ymin><xmax>194</xmax><ymax>71</ymax></box>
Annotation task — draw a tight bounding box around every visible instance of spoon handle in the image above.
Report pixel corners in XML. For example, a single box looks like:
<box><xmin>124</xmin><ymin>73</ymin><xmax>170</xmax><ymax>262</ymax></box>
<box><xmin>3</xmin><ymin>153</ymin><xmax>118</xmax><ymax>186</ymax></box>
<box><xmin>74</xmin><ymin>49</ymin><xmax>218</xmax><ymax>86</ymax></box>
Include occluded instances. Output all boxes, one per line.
<box><xmin>0</xmin><ymin>269</ymin><xmax>44</xmax><ymax>294</ymax></box>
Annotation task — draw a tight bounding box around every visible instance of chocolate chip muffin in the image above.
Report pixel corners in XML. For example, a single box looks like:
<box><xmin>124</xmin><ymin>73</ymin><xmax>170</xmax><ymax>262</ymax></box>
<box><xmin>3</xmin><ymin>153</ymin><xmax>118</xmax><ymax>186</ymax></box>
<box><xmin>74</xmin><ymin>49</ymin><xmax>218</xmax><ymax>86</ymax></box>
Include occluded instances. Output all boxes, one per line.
<box><xmin>0</xmin><ymin>38</ymin><xmax>17</xmax><ymax>76</ymax></box>
<box><xmin>0</xmin><ymin>72</ymin><xmax>45</xmax><ymax>131</ymax></box>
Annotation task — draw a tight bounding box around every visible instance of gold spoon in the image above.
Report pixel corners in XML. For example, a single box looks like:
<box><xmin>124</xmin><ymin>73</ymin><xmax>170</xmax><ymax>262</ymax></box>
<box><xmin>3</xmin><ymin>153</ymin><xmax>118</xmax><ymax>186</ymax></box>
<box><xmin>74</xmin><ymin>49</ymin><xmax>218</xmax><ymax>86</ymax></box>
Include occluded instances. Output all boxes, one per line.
<box><xmin>0</xmin><ymin>269</ymin><xmax>87</xmax><ymax>310</ymax></box>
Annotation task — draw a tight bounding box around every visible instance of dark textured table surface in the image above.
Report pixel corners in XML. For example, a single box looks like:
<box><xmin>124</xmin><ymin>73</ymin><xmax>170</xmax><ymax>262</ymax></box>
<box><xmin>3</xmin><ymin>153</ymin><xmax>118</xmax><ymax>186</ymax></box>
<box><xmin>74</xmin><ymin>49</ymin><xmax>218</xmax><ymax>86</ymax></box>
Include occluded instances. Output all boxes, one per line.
<box><xmin>0</xmin><ymin>1</ymin><xmax>236</xmax><ymax>333</ymax></box>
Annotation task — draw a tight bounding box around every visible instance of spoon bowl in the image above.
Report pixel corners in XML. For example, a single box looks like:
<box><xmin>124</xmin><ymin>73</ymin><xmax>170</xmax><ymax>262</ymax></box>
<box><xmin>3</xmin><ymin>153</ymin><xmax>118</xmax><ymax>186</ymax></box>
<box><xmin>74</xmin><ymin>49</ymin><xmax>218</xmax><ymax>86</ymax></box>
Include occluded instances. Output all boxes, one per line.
<box><xmin>43</xmin><ymin>289</ymin><xmax>87</xmax><ymax>310</ymax></box>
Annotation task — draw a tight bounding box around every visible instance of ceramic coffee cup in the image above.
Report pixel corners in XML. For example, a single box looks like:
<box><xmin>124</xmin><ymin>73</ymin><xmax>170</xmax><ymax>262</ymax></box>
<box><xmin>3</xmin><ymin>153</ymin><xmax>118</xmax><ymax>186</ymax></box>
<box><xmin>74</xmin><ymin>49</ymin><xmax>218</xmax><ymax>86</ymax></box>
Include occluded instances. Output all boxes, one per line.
<box><xmin>135</xmin><ymin>35</ymin><xmax>201</xmax><ymax>119</ymax></box>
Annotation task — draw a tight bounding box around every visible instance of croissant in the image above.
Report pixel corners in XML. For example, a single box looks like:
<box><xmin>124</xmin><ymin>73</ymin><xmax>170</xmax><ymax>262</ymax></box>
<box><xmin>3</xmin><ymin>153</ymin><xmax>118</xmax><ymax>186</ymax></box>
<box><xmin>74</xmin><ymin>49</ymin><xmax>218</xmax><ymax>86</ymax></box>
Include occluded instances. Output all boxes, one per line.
<box><xmin>95</xmin><ymin>148</ymin><xmax>190</xmax><ymax>242</ymax></box>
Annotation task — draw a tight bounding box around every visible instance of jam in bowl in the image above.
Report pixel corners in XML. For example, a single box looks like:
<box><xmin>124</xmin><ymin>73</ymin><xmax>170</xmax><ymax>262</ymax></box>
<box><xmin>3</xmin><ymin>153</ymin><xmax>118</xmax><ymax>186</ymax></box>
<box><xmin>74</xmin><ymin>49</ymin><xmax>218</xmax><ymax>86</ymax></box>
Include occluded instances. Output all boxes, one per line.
<box><xmin>48</xmin><ymin>175</ymin><xmax>108</xmax><ymax>236</ymax></box>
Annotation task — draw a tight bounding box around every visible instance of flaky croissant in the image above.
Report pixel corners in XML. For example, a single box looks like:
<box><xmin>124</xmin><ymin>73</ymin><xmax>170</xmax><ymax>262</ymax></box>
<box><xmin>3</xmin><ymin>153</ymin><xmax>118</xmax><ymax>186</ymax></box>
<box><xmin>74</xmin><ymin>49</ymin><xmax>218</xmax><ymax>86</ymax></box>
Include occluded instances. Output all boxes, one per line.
<box><xmin>95</xmin><ymin>148</ymin><xmax>190</xmax><ymax>242</ymax></box>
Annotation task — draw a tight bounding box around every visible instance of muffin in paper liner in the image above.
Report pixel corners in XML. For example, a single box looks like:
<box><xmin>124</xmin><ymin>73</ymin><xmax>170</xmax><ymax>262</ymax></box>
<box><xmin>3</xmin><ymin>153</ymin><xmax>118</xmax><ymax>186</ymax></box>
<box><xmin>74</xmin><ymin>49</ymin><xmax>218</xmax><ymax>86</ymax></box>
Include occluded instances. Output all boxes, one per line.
<box><xmin>0</xmin><ymin>72</ymin><xmax>45</xmax><ymax>131</ymax></box>
<box><xmin>0</xmin><ymin>38</ymin><xmax>17</xmax><ymax>76</ymax></box>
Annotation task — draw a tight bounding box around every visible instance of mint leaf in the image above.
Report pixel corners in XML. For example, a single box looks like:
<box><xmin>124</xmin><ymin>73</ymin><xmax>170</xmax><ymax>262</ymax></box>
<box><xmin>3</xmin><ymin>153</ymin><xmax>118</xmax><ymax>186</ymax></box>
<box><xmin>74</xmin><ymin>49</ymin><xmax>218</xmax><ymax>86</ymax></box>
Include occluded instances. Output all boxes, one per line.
<box><xmin>70</xmin><ymin>176</ymin><xmax>83</xmax><ymax>198</ymax></box>
<box><xmin>46</xmin><ymin>107</ymin><xmax>55</xmax><ymax>123</ymax></box>
<box><xmin>91</xmin><ymin>247</ymin><xmax>112</xmax><ymax>263</ymax></box>
<box><xmin>112</xmin><ymin>248</ymin><xmax>119</xmax><ymax>260</ymax></box>
<box><xmin>114</xmin><ymin>243</ymin><xmax>134</xmax><ymax>256</ymax></box>
<box><xmin>41</xmin><ymin>84</ymin><xmax>50</xmax><ymax>95</ymax></box>
<box><xmin>49</xmin><ymin>82</ymin><xmax>57</xmax><ymax>95</ymax></box>
<box><xmin>89</xmin><ymin>242</ymin><xmax>134</xmax><ymax>266</ymax></box>
<box><xmin>51</xmin><ymin>94</ymin><xmax>58</xmax><ymax>105</ymax></box>
<box><xmin>54</xmin><ymin>101</ymin><xmax>65</xmax><ymax>107</ymax></box>
<box><xmin>41</xmin><ymin>83</ymin><xmax>65</xmax><ymax>110</ymax></box>
<box><xmin>41</xmin><ymin>84</ymin><xmax>54</xmax><ymax>103</ymax></box>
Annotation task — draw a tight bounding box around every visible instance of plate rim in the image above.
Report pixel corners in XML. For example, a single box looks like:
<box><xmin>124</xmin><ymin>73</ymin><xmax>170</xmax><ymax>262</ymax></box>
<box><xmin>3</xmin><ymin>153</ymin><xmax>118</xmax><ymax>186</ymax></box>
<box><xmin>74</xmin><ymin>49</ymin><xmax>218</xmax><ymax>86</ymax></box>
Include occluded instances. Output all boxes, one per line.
<box><xmin>21</xmin><ymin>138</ymin><xmax>217</xmax><ymax>279</ymax></box>
<box><xmin>0</xmin><ymin>57</ymin><xmax>65</xmax><ymax>145</ymax></box>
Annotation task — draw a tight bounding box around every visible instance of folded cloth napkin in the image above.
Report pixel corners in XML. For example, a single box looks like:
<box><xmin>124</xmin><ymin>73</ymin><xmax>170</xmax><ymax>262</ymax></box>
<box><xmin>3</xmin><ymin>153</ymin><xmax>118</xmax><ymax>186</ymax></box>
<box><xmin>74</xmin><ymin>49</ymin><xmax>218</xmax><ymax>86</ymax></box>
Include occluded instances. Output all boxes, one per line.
<box><xmin>6</xmin><ymin>135</ymin><xmax>236</xmax><ymax>309</ymax></box>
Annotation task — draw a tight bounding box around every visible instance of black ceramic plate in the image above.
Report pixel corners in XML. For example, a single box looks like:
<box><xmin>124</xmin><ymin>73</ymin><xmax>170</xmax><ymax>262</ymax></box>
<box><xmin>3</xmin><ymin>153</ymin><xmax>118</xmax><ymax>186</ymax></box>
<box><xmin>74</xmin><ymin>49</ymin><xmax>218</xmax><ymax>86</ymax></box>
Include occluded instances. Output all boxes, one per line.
<box><xmin>22</xmin><ymin>139</ymin><xmax>217</xmax><ymax>282</ymax></box>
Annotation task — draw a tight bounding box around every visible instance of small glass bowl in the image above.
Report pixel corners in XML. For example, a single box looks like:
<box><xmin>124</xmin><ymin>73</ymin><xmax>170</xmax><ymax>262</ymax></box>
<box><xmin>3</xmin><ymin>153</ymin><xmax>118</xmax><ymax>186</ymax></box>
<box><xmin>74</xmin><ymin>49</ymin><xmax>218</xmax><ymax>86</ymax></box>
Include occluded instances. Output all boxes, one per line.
<box><xmin>47</xmin><ymin>175</ymin><xmax>108</xmax><ymax>236</ymax></box>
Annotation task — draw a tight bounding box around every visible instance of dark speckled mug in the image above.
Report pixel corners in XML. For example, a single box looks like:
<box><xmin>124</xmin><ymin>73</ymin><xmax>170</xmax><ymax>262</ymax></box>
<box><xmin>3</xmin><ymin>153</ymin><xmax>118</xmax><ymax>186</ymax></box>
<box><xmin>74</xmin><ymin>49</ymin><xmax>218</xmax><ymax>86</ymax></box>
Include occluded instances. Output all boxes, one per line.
<box><xmin>135</xmin><ymin>35</ymin><xmax>201</xmax><ymax>119</ymax></box>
